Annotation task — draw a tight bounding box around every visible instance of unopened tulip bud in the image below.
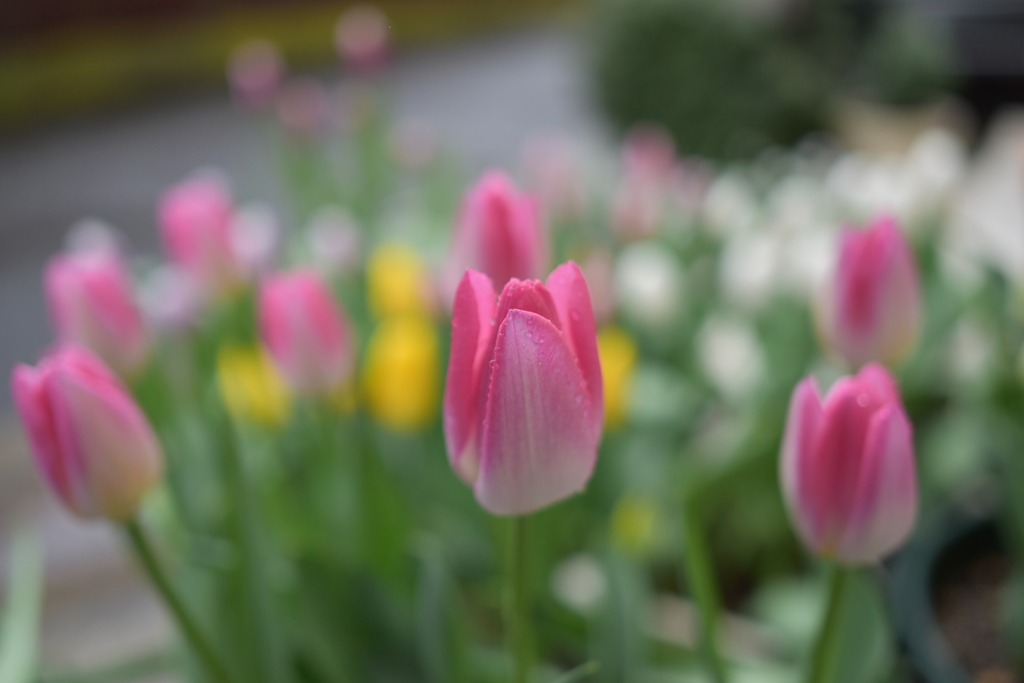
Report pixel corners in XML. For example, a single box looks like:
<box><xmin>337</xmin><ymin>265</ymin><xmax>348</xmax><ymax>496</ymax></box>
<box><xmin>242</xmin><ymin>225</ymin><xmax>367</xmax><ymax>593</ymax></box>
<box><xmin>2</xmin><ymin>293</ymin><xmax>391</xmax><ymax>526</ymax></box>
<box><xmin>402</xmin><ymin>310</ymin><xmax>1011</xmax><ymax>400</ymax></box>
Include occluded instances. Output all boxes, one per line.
<box><xmin>258</xmin><ymin>269</ymin><xmax>354</xmax><ymax>395</ymax></box>
<box><xmin>817</xmin><ymin>216</ymin><xmax>921</xmax><ymax>368</ymax></box>
<box><xmin>443</xmin><ymin>262</ymin><xmax>604</xmax><ymax>515</ymax></box>
<box><xmin>780</xmin><ymin>364</ymin><xmax>917</xmax><ymax>564</ymax></box>
<box><xmin>445</xmin><ymin>170</ymin><xmax>547</xmax><ymax>305</ymax></box>
<box><xmin>158</xmin><ymin>172</ymin><xmax>241</xmax><ymax>298</ymax></box>
<box><xmin>45</xmin><ymin>249</ymin><xmax>149</xmax><ymax>378</ymax></box>
<box><xmin>11</xmin><ymin>346</ymin><xmax>163</xmax><ymax>520</ymax></box>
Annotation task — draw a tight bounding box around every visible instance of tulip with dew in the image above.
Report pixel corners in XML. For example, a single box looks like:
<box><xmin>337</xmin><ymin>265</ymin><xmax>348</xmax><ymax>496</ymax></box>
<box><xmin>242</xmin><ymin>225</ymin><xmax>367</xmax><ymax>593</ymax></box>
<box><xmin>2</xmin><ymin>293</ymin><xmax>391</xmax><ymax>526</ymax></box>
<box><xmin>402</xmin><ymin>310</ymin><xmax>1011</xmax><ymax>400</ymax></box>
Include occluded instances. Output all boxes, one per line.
<box><xmin>443</xmin><ymin>261</ymin><xmax>603</xmax><ymax>683</ymax></box>
<box><xmin>780</xmin><ymin>363</ymin><xmax>917</xmax><ymax>683</ymax></box>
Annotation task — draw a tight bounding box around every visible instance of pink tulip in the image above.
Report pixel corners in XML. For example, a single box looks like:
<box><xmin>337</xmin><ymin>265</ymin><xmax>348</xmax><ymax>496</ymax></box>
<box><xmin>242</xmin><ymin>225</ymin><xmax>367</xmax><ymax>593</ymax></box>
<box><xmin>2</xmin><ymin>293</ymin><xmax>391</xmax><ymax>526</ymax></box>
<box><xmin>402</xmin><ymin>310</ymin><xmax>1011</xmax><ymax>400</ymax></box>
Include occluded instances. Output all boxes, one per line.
<box><xmin>158</xmin><ymin>173</ymin><xmax>241</xmax><ymax>297</ymax></box>
<box><xmin>334</xmin><ymin>4</ymin><xmax>390</xmax><ymax>74</ymax></box>
<box><xmin>443</xmin><ymin>262</ymin><xmax>604</xmax><ymax>515</ymax></box>
<box><xmin>780</xmin><ymin>363</ymin><xmax>917</xmax><ymax>564</ymax></box>
<box><xmin>817</xmin><ymin>216</ymin><xmax>921</xmax><ymax>368</ymax></box>
<box><xmin>258</xmin><ymin>269</ymin><xmax>354</xmax><ymax>395</ymax></box>
<box><xmin>445</xmin><ymin>170</ymin><xmax>547</xmax><ymax>305</ymax></box>
<box><xmin>11</xmin><ymin>346</ymin><xmax>163</xmax><ymax>520</ymax></box>
<box><xmin>45</xmin><ymin>249</ymin><xmax>149</xmax><ymax>378</ymax></box>
<box><xmin>226</xmin><ymin>39</ymin><xmax>285</xmax><ymax>109</ymax></box>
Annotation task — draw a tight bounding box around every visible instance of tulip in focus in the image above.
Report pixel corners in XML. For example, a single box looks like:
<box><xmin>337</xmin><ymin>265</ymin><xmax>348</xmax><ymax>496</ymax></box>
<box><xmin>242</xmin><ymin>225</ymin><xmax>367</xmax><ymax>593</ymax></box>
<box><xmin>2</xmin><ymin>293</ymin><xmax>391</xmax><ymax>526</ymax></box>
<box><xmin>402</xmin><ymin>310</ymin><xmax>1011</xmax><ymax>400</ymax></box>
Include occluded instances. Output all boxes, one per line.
<box><xmin>11</xmin><ymin>346</ymin><xmax>163</xmax><ymax>520</ymax></box>
<box><xmin>816</xmin><ymin>216</ymin><xmax>921</xmax><ymax>369</ymax></box>
<box><xmin>363</xmin><ymin>315</ymin><xmax>440</xmax><ymax>431</ymax></box>
<box><xmin>158</xmin><ymin>172</ymin><xmax>241</xmax><ymax>298</ymax></box>
<box><xmin>45</xmin><ymin>249</ymin><xmax>149</xmax><ymax>378</ymax></box>
<box><xmin>780</xmin><ymin>363</ymin><xmax>917</xmax><ymax>564</ymax></box>
<box><xmin>259</xmin><ymin>270</ymin><xmax>355</xmax><ymax>396</ymax></box>
<box><xmin>443</xmin><ymin>262</ymin><xmax>604</xmax><ymax>515</ymax></box>
<box><xmin>445</xmin><ymin>170</ymin><xmax>547</xmax><ymax>305</ymax></box>
<box><xmin>226</xmin><ymin>39</ymin><xmax>285</xmax><ymax>108</ymax></box>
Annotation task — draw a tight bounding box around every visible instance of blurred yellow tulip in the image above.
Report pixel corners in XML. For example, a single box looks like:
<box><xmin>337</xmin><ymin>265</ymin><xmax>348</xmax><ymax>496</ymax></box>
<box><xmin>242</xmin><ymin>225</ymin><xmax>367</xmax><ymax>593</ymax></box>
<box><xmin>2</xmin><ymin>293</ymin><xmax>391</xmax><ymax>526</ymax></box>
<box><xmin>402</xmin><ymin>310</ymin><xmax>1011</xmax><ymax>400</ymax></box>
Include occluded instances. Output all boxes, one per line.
<box><xmin>610</xmin><ymin>494</ymin><xmax>658</xmax><ymax>556</ymax></box>
<box><xmin>598</xmin><ymin>326</ymin><xmax>638</xmax><ymax>428</ymax></box>
<box><xmin>363</xmin><ymin>315</ymin><xmax>440</xmax><ymax>431</ymax></box>
<box><xmin>217</xmin><ymin>345</ymin><xmax>291</xmax><ymax>426</ymax></box>
<box><xmin>366</xmin><ymin>242</ymin><xmax>433</xmax><ymax>318</ymax></box>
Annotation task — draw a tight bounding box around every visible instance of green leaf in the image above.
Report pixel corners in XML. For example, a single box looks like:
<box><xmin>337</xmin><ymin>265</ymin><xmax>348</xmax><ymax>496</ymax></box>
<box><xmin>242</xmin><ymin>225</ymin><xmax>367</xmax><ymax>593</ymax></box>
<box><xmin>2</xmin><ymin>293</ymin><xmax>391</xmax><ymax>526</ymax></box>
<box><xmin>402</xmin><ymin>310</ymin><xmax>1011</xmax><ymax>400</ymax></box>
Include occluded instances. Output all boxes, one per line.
<box><xmin>0</xmin><ymin>529</ymin><xmax>43</xmax><ymax>683</ymax></box>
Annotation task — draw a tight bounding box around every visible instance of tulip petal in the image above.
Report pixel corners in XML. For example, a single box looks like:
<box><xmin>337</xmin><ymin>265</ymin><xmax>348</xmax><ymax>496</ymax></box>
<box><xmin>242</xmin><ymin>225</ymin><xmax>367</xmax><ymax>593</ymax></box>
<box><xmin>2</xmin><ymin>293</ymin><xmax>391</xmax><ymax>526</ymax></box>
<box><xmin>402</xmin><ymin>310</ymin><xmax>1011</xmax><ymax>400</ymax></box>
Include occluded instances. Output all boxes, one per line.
<box><xmin>57</xmin><ymin>363</ymin><xmax>163</xmax><ymax>520</ymax></box>
<box><xmin>11</xmin><ymin>365</ymin><xmax>85</xmax><ymax>514</ymax></box>
<box><xmin>856</xmin><ymin>362</ymin><xmax>902</xmax><ymax>408</ymax></box>
<box><xmin>779</xmin><ymin>376</ymin><xmax>823</xmax><ymax>551</ymax></box>
<box><xmin>494</xmin><ymin>279</ymin><xmax>561</xmax><ymax>332</ymax></box>
<box><xmin>443</xmin><ymin>270</ymin><xmax>497</xmax><ymax>483</ymax></box>
<box><xmin>476</xmin><ymin>309</ymin><xmax>598</xmax><ymax>515</ymax></box>
<box><xmin>836</xmin><ymin>403</ymin><xmax>916</xmax><ymax>563</ymax></box>
<box><xmin>546</xmin><ymin>261</ymin><xmax>604</xmax><ymax>440</ymax></box>
<box><xmin>811</xmin><ymin>377</ymin><xmax>879</xmax><ymax>552</ymax></box>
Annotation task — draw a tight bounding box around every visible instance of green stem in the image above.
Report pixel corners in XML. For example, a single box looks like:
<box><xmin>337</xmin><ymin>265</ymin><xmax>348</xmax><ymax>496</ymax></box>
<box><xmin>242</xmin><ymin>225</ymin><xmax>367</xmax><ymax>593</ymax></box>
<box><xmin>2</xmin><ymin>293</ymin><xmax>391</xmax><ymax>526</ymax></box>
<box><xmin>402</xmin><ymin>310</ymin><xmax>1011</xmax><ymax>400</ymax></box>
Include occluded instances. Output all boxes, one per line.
<box><xmin>805</xmin><ymin>565</ymin><xmax>849</xmax><ymax>683</ymax></box>
<box><xmin>123</xmin><ymin>520</ymin><xmax>235</xmax><ymax>683</ymax></box>
<box><xmin>507</xmin><ymin>516</ymin><xmax>531</xmax><ymax>683</ymax></box>
<box><xmin>222</xmin><ymin>425</ymin><xmax>288</xmax><ymax>683</ymax></box>
<box><xmin>682</xmin><ymin>498</ymin><xmax>727</xmax><ymax>683</ymax></box>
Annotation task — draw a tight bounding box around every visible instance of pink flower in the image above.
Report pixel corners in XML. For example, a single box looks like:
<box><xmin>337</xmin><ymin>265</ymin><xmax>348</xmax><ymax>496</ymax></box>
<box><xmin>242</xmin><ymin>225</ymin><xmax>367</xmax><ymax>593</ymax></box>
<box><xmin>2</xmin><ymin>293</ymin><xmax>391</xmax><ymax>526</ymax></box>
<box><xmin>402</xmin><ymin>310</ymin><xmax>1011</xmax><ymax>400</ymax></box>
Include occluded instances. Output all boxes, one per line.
<box><xmin>334</xmin><ymin>4</ymin><xmax>390</xmax><ymax>74</ymax></box>
<box><xmin>226</xmin><ymin>39</ymin><xmax>285</xmax><ymax>109</ymax></box>
<box><xmin>11</xmin><ymin>346</ymin><xmax>163</xmax><ymax>520</ymax></box>
<box><xmin>443</xmin><ymin>262</ymin><xmax>604</xmax><ymax>515</ymax></box>
<box><xmin>817</xmin><ymin>216</ymin><xmax>922</xmax><ymax>368</ymax></box>
<box><xmin>275</xmin><ymin>78</ymin><xmax>332</xmax><ymax>141</ymax></box>
<box><xmin>445</xmin><ymin>170</ymin><xmax>547</xmax><ymax>306</ymax></box>
<box><xmin>258</xmin><ymin>269</ymin><xmax>354</xmax><ymax>395</ymax></box>
<box><xmin>157</xmin><ymin>173</ymin><xmax>241</xmax><ymax>298</ymax></box>
<box><xmin>45</xmin><ymin>249</ymin><xmax>149</xmax><ymax>378</ymax></box>
<box><xmin>780</xmin><ymin>364</ymin><xmax>917</xmax><ymax>564</ymax></box>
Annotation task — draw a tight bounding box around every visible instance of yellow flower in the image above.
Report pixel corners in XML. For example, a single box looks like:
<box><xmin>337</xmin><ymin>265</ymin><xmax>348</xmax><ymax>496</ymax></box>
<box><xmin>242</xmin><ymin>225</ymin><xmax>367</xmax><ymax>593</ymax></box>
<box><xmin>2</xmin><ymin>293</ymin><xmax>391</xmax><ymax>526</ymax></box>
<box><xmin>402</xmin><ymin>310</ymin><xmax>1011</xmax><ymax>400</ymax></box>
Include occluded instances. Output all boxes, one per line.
<box><xmin>366</xmin><ymin>242</ymin><xmax>432</xmax><ymax>318</ymax></box>
<box><xmin>363</xmin><ymin>315</ymin><xmax>440</xmax><ymax>431</ymax></box>
<box><xmin>216</xmin><ymin>345</ymin><xmax>291</xmax><ymax>426</ymax></box>
<box><xmin>598</xmin><ymin>326</ymin><xmax>638</xmax><ymax>429</ymax></box>
<box><xmin>610</xmin><ymin>494</ymin><xmax>659</xmax><ymax>556</ymax></box>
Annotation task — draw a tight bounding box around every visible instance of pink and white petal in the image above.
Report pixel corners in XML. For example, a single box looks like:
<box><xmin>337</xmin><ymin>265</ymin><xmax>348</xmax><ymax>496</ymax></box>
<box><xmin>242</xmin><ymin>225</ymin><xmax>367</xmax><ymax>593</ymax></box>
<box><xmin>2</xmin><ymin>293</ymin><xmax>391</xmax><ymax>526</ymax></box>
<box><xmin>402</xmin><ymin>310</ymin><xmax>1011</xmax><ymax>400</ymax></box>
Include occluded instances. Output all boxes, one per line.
<box><xmin>476</xmin><ymin>310</ymin><xmax>598</xmax><ymax>516</ymax></box>
<box><xmin>11</xmin><ymin>364</ymin><xmax>77</xmax><ymax>511</ymax></box>
<box><xmin>779</xmin><ymin>376</ymin><xmax>824</xmax><ymax>552</ymax></box>
<box><xmin>443</xmin><ymin>270</ymin><xmax>497</xmax><ymax>484</ymax></box>
<box><xmin>855</xmin><ymin>363</ymin><xmax>903</xmax><ymax>409</ymax></box>
<box><xmin>545</xmin><ymin>261</ymin><xmax>603</xmax><ymax>438</ymax></box>
<box><xmin>836</xmin><ymin>403</ymin><xmax>917</xmax><ymax>564</ymax></box>
<box><xmin>811</xmin><ymin>377</ymin><xmax>879</xmax><ymax>550</ymax></box>
<box><xmin>58</xmin><ymin>367</ymin><xmax>162</xmax><ymax>520</ymax></box>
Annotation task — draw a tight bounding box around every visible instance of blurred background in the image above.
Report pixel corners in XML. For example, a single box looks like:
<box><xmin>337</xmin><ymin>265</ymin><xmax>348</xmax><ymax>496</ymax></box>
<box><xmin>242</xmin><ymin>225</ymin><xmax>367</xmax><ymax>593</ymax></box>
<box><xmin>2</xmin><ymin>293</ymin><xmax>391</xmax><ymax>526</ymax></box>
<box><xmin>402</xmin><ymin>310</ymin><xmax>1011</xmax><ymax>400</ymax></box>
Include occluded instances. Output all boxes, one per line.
<box><xmin>4</xmin><ymin>0</ymin><xmax>1024</xmax><ymax>679</ymax></box>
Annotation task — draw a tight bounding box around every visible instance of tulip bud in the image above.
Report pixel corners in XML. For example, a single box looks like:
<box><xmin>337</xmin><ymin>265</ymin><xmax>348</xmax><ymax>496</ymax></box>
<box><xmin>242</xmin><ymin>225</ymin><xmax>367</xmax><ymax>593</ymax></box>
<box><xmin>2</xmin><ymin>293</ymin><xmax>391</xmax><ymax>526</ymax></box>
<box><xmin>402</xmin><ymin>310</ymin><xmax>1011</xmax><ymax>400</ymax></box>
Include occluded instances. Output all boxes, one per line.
<box><xmin>443</xmin><ymin>262</ymin><xmax>604</xmax><ymax>515</ymax></box>
<box><xmin>334</xmin><ymin>4</ymin><xmax>390</xmax><ymax>74</ymax></box>
<box><xmin>445</xmin><ymin>170</ymin><xmax>547</xmax><ymax>306</ymax></box>
<box><xmin>258</xmin><ymin>269</ymin><xmax>354</xmax><ymax>395</ymax></box>
<box><xmin>780</xmin><ymin>364</ymin><xmax>917</xmax><ymax>564</ymax></box>
<box><xmin>158</xmin><ymin>172</ymin><xmax>241</xmax><ymax>298</ymax></box>
<box><xmin>816</xmin><ymin>216</ymin><xmax>921</xmax><ymax>368</ymax></box>
<box><xmin>226</xmin><ymin>39</ymin><xmax>285</xmax><ymax>109</ymax></box>
<box><xmin>11</xmin><ymin>346</ymin><xmax>163</xmax><ymax>520</ymax></box>
<box><xmin>45</xmin><ymin>249</ymin><xmax>149</xmax><ymax>378</ymax></box>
